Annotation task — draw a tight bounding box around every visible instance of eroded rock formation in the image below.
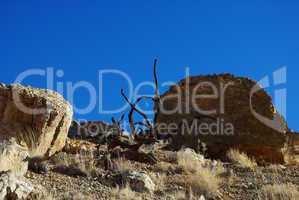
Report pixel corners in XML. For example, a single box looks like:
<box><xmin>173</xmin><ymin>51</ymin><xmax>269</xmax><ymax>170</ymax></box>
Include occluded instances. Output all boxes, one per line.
<box><xmin>157</xmin><ymin>74</ymin><xmax>291</xmax><ymax>163</ymax></box>
<box><xmin>0</xmin><ymin>84</ymin><xmax>73</xmax><ymax>158</ymax></box>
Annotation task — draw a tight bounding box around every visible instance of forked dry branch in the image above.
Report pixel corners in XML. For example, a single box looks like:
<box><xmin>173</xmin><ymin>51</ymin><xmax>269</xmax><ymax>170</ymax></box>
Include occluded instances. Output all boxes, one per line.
<box><xmin>120</xmin><ymin>59</ymin><xmax>161</xmax><ymax>140</ymax></box>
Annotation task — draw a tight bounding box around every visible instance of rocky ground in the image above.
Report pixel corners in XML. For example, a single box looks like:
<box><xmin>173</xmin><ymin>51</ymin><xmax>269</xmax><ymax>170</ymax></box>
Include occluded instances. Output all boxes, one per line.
<box><xmin>23</xmin><ymin>138</ymin><xmax>299</xmax><ymax>200</ymax></box>
<box><xmin>0</xmin><ymin>82</ymin><xmax>298</xmax><ymax>200</ymax></box>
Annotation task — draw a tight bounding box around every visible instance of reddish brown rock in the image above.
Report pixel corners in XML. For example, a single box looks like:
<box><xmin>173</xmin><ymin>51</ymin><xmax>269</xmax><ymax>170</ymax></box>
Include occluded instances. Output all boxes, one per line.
<box><xmin>284</xmin><ymin>132</ymin><xmax>299</xmax><ymax>164</ymax></box>
<box><xmin>157</xmin><ymin>74</ymin><xmax>289</xmax><ymax>163</ymax></box>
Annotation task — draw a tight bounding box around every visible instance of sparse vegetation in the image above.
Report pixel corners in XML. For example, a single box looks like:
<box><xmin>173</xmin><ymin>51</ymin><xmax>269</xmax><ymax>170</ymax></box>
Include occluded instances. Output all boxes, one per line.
<box><xmin>185</xmin><ymin>167</ymin><xmax>222</xmax><ymax>198</ymax></box>
<box><xmin>176</xmin><ymin>149</ymin><xmax>224</xmax><ymax>198</ymax></box>
<box><xmin>172</xmin><ymin>190</ymin><xmax>187</xmax><ymax>200</ymax></box>
<box><xmin>227</xmin><ymin>149</ymin><xmax>258</xmax><ymax>170</ymax></box>
<box><xmin>153</xmin><ymin>161</ymin><xmax>173</xmax><ymax>173</ymax></box>
<box><xmin>258</xmin><ymin>183</ymin><xmax>299</xmax><ymax>200</ymax></box>
<box><xmin>149</xmin><ymin>172</ymin><xmax>167</xmax><ymax>191</ymax></box>
<box><xmin>2</xmin><ymin>60</ymin><xmax>298</xmax><ymax>200</ymax></box>
<box><xmin>114</xmin><ymin>158</ymin><xmax>134</xmax><ymax>173</ymax></box>
<box><xmin>177</xmin><ymin>149</ymin><xmax>202</xmax><ymax>173</ymax></box>
<box><xmin>51</xmin><ymin>151</ymin><xmax>98</xmax><ymax>177</ymax></box>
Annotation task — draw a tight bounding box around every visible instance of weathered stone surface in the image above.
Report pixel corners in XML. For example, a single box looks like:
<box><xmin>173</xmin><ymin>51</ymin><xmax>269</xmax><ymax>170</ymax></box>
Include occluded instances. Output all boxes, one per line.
<box><xmin>121</xmin><ymin>171</ymin><xmax>155</xmax><ymax>193</ymax></box>
<box><xmin>157</xmin><ymin>74</ymin><xmax>289</xmax><ymax>163</ymax></box>
<box><xmin>63</xmin><ymin>138</ymin><xmax>98</xmax><ymax>154</ymax></box>
<box><xmin>0</xmin><ymin>84</ymin><xmax>73</xmax><ymax>158</ymax></box>
<box><xmin>177</xmin><ymin>148</ymin><xmax>205</xmax><ymax>164</ymax></box>
<box><xmin>0</xmin><ymin>171</ymin><xmax>33</xmax><ymax>200</ymax></box>
<box><xmin>0</xmin><ymin>138</ymin><xmax>29</xmax><ymax>177</ymax></box>
<box><xmin>284</xmin><ymin>132</ymin><xmax>299</xmax><ymax>164</ymax></box>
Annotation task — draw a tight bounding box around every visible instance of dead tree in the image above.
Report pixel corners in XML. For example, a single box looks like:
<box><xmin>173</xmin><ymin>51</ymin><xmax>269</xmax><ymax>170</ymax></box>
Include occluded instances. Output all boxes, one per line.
<box><xmin>120</xmin><ymin>89</ymin><xmax>154</xmax><ymax>138</ymax></box>
<box><xmin>119</xmin><ymin>59</ymin><xmax>162</xmax><ymax>140</ymax></box>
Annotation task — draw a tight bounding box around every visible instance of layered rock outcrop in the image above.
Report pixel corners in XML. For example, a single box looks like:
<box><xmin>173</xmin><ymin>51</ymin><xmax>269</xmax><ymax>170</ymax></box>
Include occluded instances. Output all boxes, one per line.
<box><xmin>0</xmin><ymin>84</ymin><xmax>73</xmax><ymax>158</ymax></box>
<box><xmin>157</xmin><ymin>74</ymin><xmax>290</xmax><ymax>163</ymax></box>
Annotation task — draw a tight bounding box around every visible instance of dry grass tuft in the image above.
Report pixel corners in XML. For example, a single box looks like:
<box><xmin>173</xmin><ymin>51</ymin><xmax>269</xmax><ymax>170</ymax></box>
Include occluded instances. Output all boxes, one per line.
<box><xmin>227</xmin><ymin>149</ymin><xmax>257</xmax><ymax>170</ymax></box>
<box><xmin>176</xmin><ymin>149</ymin><xmax>224</xmax><ymax>198</ymax></box>
<box><xmin>177</xmin><ymin>149</ymin><xmax>202</xmax><ymax>173</ymax></box>
<box><xmin>258</xmin><ymin>183</ymin><xmax>299</xmax><ymax>200</ymax></box>
<box><xmin>111</xmin><ymin>185</ymin><xmax>142</xmax><ymax>200</ymax></box>
<box><xmin>114</xmin><ymin>158</ymin><xmax>133</xmax><ymax>173</ymax></box>
<box><xmin>185</xmin><ymin>167</ymin><xmax>222</xmax><ymax>198</ymax></box>
<box><xmin>149</xmin><ymin>172</ymin><xmax>167</xmax><ymax>191</ymax></box>
<box><xmin>153</xmin><ymin>161</ymin><xmax>173</xmax><ymax>173</ymax></box>
<box><xmin>51</xmin><ymin>151</ymin><xmax>98</xmax><ymax>177</ymax></box>
<box><xmin>172</xmin><ymin>190</ymin><xmax>187</xmax><ymax>200</ymax></box>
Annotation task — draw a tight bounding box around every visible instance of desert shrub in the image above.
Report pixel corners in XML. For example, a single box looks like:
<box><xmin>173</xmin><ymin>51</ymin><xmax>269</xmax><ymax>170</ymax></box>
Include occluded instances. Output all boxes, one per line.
<box><xmin>185</xmin><ymin>167</ymin><xmax>222</xmax><ymax>198</ymax></box>
<box><xmin>149</xmin><ymin>172</ymin><xmax>167</xmax><ymax>191</ymax></box>
<box><xmin>153</xmin><ymin>161</ymin><xmax>173</xmax><ymax>173</ymax></box>
<box><xmin>176</xmin><ymin>149</ymin><xmax>223</xmax><ymax>198</ymax></box>
<box><xmin>258</xmin><ymin>183</ymin><xmax>299</xmax><ymax>200</ymax></box>
<box><xmin>176</xmin><ymin>149</ymin><xmax>204</xmax><ymax>173</ymax></box>
<box><xmin>51</xmin><ymin>151</ymin><xmax>98</xmax><ymax>177</ymax></box>
<box><xmin>114</xmin><ymin>158</ymin><xmax>133</xmax><ymax>173</ymax></box>
<box><xmin>227</xmin><ymin>149</ymin><xmax>257</xmax><ymax>170</ymax></box>
<box><xmin>172</xmin><ymin>190</ymin><xmax>187</xmax><ymax>200</ymax></box>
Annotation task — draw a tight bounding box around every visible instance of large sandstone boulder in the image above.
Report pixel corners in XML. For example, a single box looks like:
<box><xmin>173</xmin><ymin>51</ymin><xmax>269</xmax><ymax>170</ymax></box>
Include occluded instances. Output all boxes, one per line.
<box><xmin>157</xmin><ymin>74</ymin><xmax>289</xmax><ymax>163</ymax></box>
<box><xmin>0</xmin><ymin>84</ymin><xmax>73</xmax><ymax>158</ymax></box>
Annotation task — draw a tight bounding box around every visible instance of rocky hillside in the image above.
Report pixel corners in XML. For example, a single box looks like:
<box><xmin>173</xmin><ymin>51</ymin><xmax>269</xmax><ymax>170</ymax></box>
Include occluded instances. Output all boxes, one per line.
<box><xmin>0</xmin><ymin>78</ymin><xmax>297</xmax><ymax>200</ymax></box>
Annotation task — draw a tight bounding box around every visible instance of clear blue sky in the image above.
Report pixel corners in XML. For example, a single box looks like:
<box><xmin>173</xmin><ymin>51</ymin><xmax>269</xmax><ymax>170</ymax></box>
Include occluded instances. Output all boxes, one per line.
<box><xmin>0</xmin><ymin>1</ymin><xmax>298</xmax><ymax>131</ymax></box>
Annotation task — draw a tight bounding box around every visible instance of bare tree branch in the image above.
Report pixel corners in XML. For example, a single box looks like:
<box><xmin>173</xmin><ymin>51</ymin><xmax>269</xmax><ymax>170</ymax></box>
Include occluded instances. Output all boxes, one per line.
<box><xmin>121</xmin><ymin>89</ymin><xmax>153</xmax><ymax>138</ymax></box>
<box><xmin>153</xmin><ymin>59</ymin><xmax>161</xmax><ymax>127</ymax></box>
<box><xmin>153</xmin><ymin>58</ymin><xmax>159</xmax><ymax>100</ymax></box>
<box><xmin>120</xmin><ymin>59</ymin><xmax>161</xmax><ymax>140</ymax></box>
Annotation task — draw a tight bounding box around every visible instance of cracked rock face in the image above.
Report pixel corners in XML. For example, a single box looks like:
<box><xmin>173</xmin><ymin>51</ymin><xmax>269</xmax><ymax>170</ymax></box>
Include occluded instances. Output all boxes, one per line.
<box><xmin>157</xmin><ymin>74</ymin><xmax>289</xmax><ymax>163</ymax></box>
<box><xmin>0</xmin><ymin>84</ymin><xmax>73</xmax><ymax>158</ymax></box>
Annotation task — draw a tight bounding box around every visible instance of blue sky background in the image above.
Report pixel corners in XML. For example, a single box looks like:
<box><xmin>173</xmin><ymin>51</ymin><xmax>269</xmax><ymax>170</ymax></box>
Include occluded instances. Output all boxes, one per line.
<box><xmin>0</xmin><ymin>1</ymin><xmax>298</xmax><ymax>130</ymax></box>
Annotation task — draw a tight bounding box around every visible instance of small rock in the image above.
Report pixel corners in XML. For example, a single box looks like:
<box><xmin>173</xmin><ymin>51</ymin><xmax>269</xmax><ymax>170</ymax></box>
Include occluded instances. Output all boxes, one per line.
<box><xmin>121</xmin><ymin>171</ymin><xmax>155</xmax><ymax>193</ymax></box>
<box><xmin>28</xmin><ymin>158</ymin><xmax>49</xmax><ymax>174</ymax></box>
<box><xmin>179</xmin><ymin>148</ymin><xmax>205</xmax><ymax>163</ymax></box>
